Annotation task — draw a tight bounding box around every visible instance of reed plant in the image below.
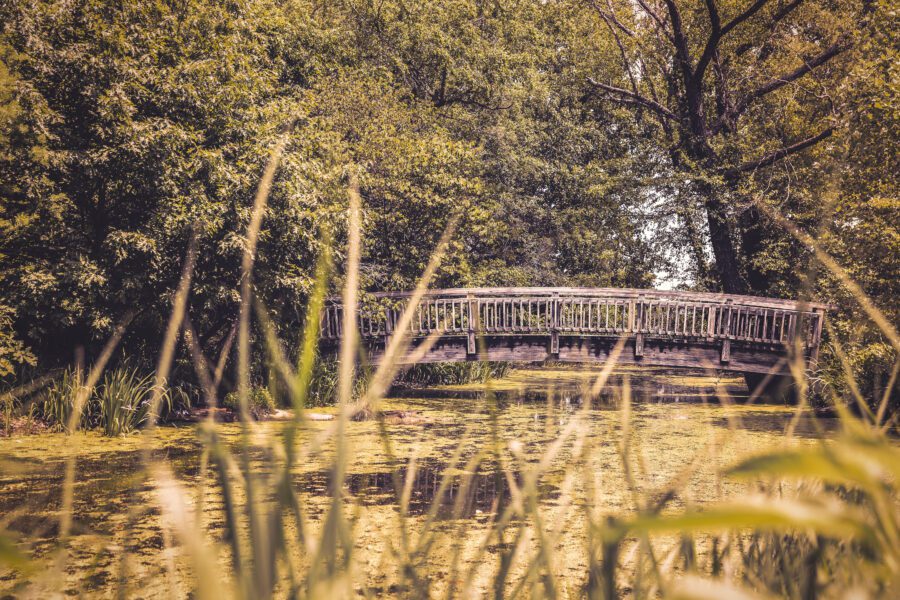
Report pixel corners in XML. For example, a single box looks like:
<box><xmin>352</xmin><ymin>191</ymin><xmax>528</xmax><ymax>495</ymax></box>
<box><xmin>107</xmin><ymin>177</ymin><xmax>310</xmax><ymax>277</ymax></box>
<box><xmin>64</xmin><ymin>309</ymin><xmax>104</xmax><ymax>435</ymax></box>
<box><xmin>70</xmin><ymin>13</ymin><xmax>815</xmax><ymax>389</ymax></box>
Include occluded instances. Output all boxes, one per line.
<box><xmin>223</xmin><ymin>386</ymin><xmax>275</xmax><ymax>419</ymax></box>
<box><xmin>32</xmin><ymin>368</ymin><xmax>89</xmax><ymax>433</ymax></box>
<box><xmin>96</xmin><ymin>366</ymin><xmax>169</xmax><ymax>436</ymax></box>
<box><xmin>397</xmin><ymin>361</ymin><xmax>511</xmax><ymax>387</ymax></box>
<box><xmin>25</xmin><ymin>365</ymin><xmax>182</xmax><ymax>435</ymax></box>
<box><xmin>303</xmin><ymin>355</ymin><xmax>372</xmax><ymax>407</ymax></box>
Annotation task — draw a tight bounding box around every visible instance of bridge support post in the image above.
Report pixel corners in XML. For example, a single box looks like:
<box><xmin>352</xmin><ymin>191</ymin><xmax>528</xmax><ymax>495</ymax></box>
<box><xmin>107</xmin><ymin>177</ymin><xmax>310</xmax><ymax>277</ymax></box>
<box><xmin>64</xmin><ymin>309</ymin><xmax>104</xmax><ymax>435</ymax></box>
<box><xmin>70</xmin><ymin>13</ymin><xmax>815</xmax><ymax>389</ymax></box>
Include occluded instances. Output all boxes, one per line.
<box><xmin>721</xmin><ymin>299</ymin><xmax>733</xmax><ymax>364</ymax></box>
<box><xmin>550</xmin><ymin>292</ymin><xmax>559</xmax><ymax>356</ymax></box>
<box><xmin>466</xmin><ymin>294</ymin><xmax>477</xmax><ymax>355</ymax></box>
<box><xmin>809</xmin><ymin>308</ymin><xmax>824</xmax><ymax>367</ymax></box>
<box><xmin>634</xmin><ymin>295</ymin><xmax>644</xmax><ymax>357</ymax></box>
<box><xmin>383</xmin><ymin>306</ymin><xmax>392</xmax><ymax>350</ymax></box>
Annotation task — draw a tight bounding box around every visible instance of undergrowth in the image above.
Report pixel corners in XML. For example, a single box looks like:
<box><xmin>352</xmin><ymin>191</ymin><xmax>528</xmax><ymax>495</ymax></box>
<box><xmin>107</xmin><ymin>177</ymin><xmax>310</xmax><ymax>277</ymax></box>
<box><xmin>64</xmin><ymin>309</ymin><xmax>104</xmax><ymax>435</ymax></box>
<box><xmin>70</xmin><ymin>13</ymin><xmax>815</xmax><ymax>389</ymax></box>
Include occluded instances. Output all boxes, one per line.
<box><xmin>29</xmin><ymin>365</ymin><xmax>184</xmax><ymax>435</ymax></box>
<box><xmin>396</xmin><ymin>361</ymin><xmax>511</xmax><ymax>387</ymax></box>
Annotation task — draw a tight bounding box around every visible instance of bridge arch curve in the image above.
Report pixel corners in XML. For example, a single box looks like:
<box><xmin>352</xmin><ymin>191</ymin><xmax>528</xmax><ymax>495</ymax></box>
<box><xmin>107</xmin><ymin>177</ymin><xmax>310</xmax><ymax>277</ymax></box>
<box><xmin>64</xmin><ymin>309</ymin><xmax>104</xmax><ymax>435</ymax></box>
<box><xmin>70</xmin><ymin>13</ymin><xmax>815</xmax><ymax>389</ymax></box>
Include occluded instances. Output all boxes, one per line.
<box><xmin>320</xmin><ymin>288</ymin><xmax>828</xmax><ymax>376</ymax></box>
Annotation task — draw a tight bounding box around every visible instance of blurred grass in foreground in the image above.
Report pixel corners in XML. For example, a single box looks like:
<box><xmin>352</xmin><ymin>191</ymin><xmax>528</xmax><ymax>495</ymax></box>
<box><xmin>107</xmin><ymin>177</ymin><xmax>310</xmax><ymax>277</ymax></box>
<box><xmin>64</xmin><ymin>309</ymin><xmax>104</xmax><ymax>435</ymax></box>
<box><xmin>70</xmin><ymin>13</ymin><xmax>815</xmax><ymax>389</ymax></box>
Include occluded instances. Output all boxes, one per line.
<box><xmin>0</xmin><ymin>156</ymin><xmax>897</xmax><ymax>599</ymax></box>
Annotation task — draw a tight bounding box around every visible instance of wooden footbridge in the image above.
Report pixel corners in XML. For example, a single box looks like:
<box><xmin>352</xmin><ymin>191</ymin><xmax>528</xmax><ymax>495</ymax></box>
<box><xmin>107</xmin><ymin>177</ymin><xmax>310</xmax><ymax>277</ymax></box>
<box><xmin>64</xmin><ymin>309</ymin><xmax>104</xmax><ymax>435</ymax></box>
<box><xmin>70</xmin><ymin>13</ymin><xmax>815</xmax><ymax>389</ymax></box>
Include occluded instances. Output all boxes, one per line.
<box><xmin>320</xmin><ymin>288</ymin><xmax>828</xmax><ymax>375</ymax></box>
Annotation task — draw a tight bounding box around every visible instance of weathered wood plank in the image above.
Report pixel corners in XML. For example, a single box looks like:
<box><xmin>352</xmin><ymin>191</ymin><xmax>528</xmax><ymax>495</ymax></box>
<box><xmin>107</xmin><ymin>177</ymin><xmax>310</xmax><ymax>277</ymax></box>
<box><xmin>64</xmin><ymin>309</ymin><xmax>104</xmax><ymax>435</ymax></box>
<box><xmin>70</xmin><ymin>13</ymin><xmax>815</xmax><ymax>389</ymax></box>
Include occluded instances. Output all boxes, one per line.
<box><xmin>344</xmin><ymin>334</ymin><xmax>797</xmax><ymax>375</ymax></box>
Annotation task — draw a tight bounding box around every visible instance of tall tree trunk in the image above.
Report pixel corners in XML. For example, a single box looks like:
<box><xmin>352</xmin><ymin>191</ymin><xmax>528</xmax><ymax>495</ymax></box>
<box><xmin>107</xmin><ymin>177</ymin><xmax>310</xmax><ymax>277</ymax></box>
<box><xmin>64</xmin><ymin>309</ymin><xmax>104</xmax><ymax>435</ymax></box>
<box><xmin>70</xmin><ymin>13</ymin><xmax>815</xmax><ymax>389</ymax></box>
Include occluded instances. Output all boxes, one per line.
<box><xmin>737</xmin><ymin>205</ymin><xmax>768</xmax><ymax>293</ymax></box>
<box><xmin>703</xmin><ymin>190</ymin><xmax>748</xmax><ymax>295</ymax></box>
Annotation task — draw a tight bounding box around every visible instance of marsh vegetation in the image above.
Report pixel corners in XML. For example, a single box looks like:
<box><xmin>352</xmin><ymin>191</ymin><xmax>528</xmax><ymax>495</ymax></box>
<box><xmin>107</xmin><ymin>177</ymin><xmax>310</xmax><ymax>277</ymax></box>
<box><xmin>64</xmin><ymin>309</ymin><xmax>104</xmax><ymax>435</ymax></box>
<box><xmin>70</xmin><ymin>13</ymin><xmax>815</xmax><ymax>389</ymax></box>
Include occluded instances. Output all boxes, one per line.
<box><xmin>0</xmin><ymin>367</ymin><xmax>884</xmax><ymax>598</ymax></box>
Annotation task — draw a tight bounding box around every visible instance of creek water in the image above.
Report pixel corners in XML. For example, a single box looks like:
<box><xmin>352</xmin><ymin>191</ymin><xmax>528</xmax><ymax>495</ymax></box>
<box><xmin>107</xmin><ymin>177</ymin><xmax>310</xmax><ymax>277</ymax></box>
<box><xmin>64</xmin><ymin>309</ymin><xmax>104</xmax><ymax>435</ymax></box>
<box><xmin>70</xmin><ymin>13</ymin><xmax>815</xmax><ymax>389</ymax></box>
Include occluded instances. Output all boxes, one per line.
<box><xmin>0</xmin><ymin>366</ymin><xmax>835</xmax><ymax>597</ymax></box>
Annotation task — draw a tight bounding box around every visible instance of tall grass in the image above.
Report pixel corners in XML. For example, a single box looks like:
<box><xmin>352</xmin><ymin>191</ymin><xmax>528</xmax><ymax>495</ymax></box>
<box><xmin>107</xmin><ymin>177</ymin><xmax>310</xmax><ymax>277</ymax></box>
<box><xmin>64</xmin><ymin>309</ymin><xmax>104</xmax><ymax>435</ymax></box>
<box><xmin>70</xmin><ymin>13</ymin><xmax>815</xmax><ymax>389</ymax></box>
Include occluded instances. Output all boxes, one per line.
<box><xmin>96</xmin><ymin>366</ymin><xmax>170</xmax><ymax>436</ymax></box>
<box><xmin>26</xmin><ymin>365</ymin><xmax>181</xmax><ymax>435</ymax></box>
<box><xmin>32</xmin><ymin>368</ymin><xmax>88</xmax><ymax>433</ymax></box>
<box><xmin>397</xmin><ymin>361</ymin><xmax>511</xmax><ymax>387</ymax></box>
<box><xmin>3</xmin><ymin>154</ymin><xmax>898</xmax><ymax>599</ymax></box>
<box><xmin>223</xmin><ymin>386</ymin><xmax>275</xmax><ymax>418</ymax></box>
<box><xmin>298</xmin><ymin>355</ymin><xmax>371</xmax><ymax>407</ymax></box>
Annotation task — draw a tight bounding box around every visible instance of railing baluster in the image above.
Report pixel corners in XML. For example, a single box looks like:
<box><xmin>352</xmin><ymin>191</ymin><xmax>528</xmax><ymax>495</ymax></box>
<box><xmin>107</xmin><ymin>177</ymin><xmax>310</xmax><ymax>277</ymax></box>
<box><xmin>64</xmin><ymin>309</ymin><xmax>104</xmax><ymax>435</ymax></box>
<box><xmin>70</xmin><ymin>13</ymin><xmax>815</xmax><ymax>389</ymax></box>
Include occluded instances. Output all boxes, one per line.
<box><xmin>635</xmin><ymin>295</ymin><xmax>645</xmax><ymax>356</ymax></box>
<box><xmin>810</xmin><ymin>309</ymin><xmax>824</xmax><ymax>364</ymax></box>
<box><xmin>551</xmin><ymin>292</ymin><xmax>559</xmax><ymax>354</ymax></box>
<box><xmin>692</xmin><ymin>304</ymin><xmax>698</xmax><ymax>338</ymax></box>
<box><xmin>664</xmin><ymin>304</ymin><xmax>671</xmax><ymax>335</ymax></box>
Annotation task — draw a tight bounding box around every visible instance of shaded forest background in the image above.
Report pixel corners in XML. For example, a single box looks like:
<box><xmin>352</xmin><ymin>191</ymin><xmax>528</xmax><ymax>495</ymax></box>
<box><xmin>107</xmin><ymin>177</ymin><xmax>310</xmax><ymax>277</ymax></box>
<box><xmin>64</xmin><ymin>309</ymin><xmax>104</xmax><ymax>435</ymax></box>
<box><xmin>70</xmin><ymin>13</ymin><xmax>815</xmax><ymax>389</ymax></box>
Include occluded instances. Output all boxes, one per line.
<box><xmin>0</xmin><ymin>0</ymin><xmax>896</xmax><ymax>407</ymax></box>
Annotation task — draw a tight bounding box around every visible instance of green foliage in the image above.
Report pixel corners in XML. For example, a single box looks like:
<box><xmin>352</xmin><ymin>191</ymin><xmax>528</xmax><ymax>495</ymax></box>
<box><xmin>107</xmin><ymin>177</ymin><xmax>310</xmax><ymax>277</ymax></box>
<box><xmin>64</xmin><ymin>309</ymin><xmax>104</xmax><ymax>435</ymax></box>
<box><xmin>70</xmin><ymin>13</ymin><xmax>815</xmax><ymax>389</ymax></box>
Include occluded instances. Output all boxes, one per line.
<box><xmin>96</xmin><ymin>366</ymin><xmax>167</xmax><ymax>436</ymax></box>
<box><xmin>223</xmin><ymin>386</ymin><xmax>275</xmax><ymax>419</ymax></box>
<box><xmin>30</xmin><ymin>365</ymin><xmax>182</xmax><ymax>434</ymax></box>
<box><xmin>0</xmin><ymin>0</ymin><xmax>895</xmax><ymax>413</ymax></box>
<box><xmin>166</xmin><ymin>386</ymin><xmax>195</xmax><ymax>418</ymax></box>
<box><xmin>0</xmin><ymin>305</ymin><xmax>34</xmax><ymax>378</ymax></box>
<box><xmin>0</xmin><ymin>391</ymin><xmax>17</xmax><ymax>434</ymax></box>
<box><xmin>0</xmin><ymin>0</ymin><xmax>662</xmax><ymax>386</ymax></box>
<box><xmin>0</xmin><ymin>0</ymin><xmax>333</xmax><ymax>369</ymax></box>
<box><xmin>305</xmin><ymin>357</ymin><xmax>339</xmax><ymax>408</ymax></box>
<box><xmin>813</xmin><ymin>4</ymin><xmax>900</xmax><ymax>407</ymax></box>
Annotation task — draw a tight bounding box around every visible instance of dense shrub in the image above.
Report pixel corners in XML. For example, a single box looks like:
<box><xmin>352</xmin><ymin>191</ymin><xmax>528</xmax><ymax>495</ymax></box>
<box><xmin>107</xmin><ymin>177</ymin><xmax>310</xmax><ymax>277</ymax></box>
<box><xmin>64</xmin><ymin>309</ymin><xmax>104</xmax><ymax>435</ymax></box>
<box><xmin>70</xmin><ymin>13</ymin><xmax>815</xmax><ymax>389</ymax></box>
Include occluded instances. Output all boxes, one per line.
<box><xmin>397</xmin><ymin>362</ymin><xmax>511</xmax><ymax>386</ymax></box>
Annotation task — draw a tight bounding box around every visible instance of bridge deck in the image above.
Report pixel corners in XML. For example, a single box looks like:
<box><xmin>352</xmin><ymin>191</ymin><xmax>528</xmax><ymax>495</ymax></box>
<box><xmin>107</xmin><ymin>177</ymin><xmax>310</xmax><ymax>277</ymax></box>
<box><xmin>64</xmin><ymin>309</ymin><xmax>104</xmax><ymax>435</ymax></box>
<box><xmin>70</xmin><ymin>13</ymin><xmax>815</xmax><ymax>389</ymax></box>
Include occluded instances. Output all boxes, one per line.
<box><xmin>320</xmin><ymin>287</ymin><xmax>828</xmax><ymax>375</ymax></box>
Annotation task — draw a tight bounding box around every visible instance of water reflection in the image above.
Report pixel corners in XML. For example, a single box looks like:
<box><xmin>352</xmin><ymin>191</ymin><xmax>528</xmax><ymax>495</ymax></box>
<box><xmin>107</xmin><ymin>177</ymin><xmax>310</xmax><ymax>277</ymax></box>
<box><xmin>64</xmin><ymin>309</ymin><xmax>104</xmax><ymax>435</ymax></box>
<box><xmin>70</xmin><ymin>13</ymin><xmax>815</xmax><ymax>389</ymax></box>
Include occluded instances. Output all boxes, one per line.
<box><xmin>298</xmin><ymin>461</ymin><xmax>556</xmax><ymax>520</ymax></box>
<box><xmin>400</xmin><ymin>369</ymin><xmax>749</xmax><ymax>407</ymax></box>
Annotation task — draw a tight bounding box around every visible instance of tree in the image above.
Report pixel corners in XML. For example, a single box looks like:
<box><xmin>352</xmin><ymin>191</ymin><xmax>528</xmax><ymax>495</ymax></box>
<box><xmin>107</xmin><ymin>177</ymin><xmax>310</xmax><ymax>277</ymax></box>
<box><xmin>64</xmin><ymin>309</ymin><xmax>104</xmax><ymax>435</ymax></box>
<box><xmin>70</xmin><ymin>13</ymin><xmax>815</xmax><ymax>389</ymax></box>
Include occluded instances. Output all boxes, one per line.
<box><xmin>1</xmin><ymin>0</ymin><xmax>662</xmax><ymax>379</ymax></box>
<box><xmin>582</xmin><ymin>0</ymin><xmax>861</xmax><ymax>294</ymax></box>
<box><xmin>0</xmin><ymin>0</ymin><xmax>329</xmax><ymax>371</ymax></box>
<box><xmin>344</xmin><ymin>0</ymin><xmax>663</xmax><ymax>288</ymax></box>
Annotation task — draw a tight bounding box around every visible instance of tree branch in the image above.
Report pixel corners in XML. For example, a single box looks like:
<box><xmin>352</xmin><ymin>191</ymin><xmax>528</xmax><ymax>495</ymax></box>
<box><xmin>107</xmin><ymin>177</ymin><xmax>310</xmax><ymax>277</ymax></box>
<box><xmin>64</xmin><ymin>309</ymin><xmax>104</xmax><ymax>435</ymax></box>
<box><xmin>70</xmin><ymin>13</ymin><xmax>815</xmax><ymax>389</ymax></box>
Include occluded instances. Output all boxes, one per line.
<box><xmin>695</xmin><ymin>0</ymin><xmax>772</xmax><ymax>79</ymax></box>
<box><xmin>695</xmin><ymin>0</ymin><xmax>723</xmax><ymax>81</ymax></box>
<box><xmin>772</xmin><ymin>0</ymin><xmax>805</xmax><ymax>25</ymax></box>
<box><xmin>721</xmin><ymin>128</ymin><xmax>832</xmax><ymax>178</ymax></box>
<box><xmin>731</xmin><ymin>41</ymin><xmax>848</xmax><ymax>117</ymax></box>
<box><xmin>712</xmin><ymin>51</ymin><xmax>734</xmax><ymax>125</ymax></box>
<box><xmin>663</xmin><ymin>0</ymin><xmax>693</xmax><ymax>78</ymax></box>
<box><xmin>589</xmin><ymin>0</ymin><xmax>636</xmax><ymax>38</ymax></box>
<box><xmin>733</xmin><ymin>1</ymin><xmax>804</xmax><ymax>58</ymax></box>
<box><xmin>591</xmin><ymin>0</ymin><xmax>673</xmax><ymax>78</ymax></box>
<box><xmin>591</xmin><ymin>1</ymin><xmax>641</xmax><ymax>97</ymax></box>
<box><xmin>587</xmin><ymin>78</ymin><xmax>678</xmax><ymax>121</ymax></box>
<box><xmin>720</xmin><ymin>0</ymin><xmax>771</xmax><ymax>38</ymax></box>
<box><xmin>635</xmin><ymin>0</ymin><xmax>674</xmax><ymax>43</ymax></box>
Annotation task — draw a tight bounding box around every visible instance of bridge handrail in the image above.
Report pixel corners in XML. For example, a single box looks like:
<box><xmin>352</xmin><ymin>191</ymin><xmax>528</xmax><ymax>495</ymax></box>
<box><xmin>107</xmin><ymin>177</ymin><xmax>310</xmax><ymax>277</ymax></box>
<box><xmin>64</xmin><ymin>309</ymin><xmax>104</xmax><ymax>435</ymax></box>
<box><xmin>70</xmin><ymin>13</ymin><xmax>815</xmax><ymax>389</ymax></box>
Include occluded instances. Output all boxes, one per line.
<box><xmin>352</xmin><ymin>287</ymin><xmax>830</xmax><ymax>311</ymax></box>
<box><xmin>320</xmin><ymin>287</ymin><xmax>827</xmax><ymax>357</ymax></box>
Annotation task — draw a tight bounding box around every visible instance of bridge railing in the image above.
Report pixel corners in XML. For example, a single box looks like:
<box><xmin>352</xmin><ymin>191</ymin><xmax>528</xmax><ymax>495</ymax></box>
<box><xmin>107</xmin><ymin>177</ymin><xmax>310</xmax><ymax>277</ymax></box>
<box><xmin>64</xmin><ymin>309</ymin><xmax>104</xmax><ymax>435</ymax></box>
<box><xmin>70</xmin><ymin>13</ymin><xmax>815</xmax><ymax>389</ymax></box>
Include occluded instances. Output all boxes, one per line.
<box><xmin>320</xmin><ymin>287</ymin><xmax>827</xmax><ymax>358</ymax></box>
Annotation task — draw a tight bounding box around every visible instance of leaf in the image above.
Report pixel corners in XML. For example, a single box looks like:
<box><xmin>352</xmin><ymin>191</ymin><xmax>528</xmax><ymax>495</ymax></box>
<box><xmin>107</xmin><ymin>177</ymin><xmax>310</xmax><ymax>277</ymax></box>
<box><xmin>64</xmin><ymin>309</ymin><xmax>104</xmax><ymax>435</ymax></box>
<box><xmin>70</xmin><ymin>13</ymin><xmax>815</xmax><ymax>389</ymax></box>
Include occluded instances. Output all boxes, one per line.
<box><xmin>727</xmin><ymin>449</ymin><xmax>859</xmax><ymax>484</ymax></box>
<box><xmin>727</xmin><ymin>442</ymin><xmax>900</xmax><ymax>492</ymax></box>
<box><xmin>623</xmin><ymin>496</ymin><xmax>876</xmax><ymax>543</ymax></box>
<box><xmin>666</xmin><ymin>575</ymin><xmax>776</xmax><ymax>600</ymax></box>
